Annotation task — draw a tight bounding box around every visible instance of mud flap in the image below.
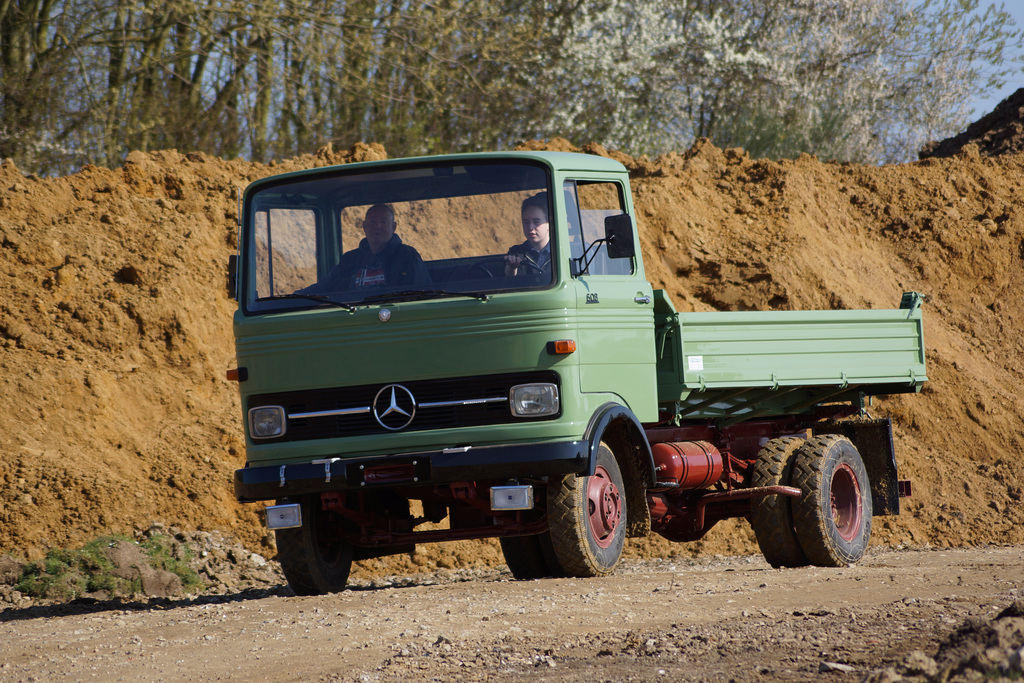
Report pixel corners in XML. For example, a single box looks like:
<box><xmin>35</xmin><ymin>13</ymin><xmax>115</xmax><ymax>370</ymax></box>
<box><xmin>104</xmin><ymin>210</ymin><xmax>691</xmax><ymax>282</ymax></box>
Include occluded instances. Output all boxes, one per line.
<box><xmin>812</xmin><ymin>418</ymin><xmax>901</xmax><ymax>516</ymax></box>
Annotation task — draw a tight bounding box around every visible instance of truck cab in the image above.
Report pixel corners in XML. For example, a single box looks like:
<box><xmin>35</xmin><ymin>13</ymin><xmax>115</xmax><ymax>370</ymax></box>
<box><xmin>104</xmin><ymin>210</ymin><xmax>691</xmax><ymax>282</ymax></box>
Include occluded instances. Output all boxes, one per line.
<box><xmin>231</xmin><ymin>153</ymin><xmax>657</xmax><ymax>593</ymax></box>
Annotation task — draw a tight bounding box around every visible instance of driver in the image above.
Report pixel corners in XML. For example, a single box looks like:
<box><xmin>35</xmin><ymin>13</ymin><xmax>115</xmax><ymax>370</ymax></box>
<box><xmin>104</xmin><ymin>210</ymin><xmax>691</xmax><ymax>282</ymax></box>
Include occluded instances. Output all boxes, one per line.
<box><xmin>313</xmin><ymin>204</ymin><xmax>430</xmax><ymax>291</ymax></box>
<box><xmin>504</xmin><ymin>192</ymin><xmax>552</xmax><ymax>277</ymax></box>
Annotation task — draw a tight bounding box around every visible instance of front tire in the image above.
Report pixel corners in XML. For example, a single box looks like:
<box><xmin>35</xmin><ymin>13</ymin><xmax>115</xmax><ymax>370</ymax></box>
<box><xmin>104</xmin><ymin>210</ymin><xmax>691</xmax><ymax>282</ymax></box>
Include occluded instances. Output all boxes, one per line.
<box><xmin>500</xmin><ymin>532</ymin><xmax>564</xmax><ymax>580</ymax></box>
<box><xmin>547</xmin><ymin>442</ymin><xmax>627</xmax><ymax>577</ymax></box>
<box><xmin>791</xmin><ymin>435</ymin><xmax>873</xmax><ymax>567</ymax></box>
<box><xmin>275</xmin><ymin>496</ymin><xmax>353</xmax><ymax>595</ymax></box>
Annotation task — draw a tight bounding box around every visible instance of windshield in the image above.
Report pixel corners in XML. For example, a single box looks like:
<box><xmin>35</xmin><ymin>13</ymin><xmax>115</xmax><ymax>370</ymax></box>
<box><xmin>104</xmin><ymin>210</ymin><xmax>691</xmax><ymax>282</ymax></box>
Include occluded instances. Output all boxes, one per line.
<box><xmin>242</xmin><ymin>160</ymin><xmax>553</xmax><ymax>313</ymax></box>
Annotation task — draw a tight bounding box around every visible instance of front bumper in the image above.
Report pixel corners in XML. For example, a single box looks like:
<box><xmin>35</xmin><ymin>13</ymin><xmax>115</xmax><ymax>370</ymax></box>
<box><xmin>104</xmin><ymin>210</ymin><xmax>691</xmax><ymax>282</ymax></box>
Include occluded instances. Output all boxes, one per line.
<box><xmin>234</xmin><ymin>440</ymin><xmax>588</xmax><ymax>502</ymax></box>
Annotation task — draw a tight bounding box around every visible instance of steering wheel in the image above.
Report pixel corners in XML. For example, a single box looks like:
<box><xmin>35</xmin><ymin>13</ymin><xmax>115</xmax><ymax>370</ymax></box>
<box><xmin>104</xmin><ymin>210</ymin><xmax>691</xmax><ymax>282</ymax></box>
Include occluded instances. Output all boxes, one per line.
<box><xmin>514</xmin><ymin>260</ymin><xmax>545</xmax><ymax>275</ymax></box>
<box><xmin>469</xmin><ymin>261</ymin><xmax>499</xmax><ymax>278</ymax></box>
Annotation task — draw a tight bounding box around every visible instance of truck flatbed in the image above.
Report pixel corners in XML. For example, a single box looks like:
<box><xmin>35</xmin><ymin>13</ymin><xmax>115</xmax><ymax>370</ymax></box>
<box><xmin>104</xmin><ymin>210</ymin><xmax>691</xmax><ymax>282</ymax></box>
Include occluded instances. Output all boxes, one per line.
<box><xmin>655</xmin><ymin>291</ymin><xmax>926</xmax><ymax>425</ymax></box>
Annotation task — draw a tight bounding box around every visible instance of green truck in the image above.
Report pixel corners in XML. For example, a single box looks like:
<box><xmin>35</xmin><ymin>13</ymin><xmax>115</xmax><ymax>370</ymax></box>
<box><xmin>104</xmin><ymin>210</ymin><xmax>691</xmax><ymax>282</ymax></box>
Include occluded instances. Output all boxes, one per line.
<box><xmin>228</xmin><ymin>151</ymin><xmax>926</xmax><ymax>595</ymax></box>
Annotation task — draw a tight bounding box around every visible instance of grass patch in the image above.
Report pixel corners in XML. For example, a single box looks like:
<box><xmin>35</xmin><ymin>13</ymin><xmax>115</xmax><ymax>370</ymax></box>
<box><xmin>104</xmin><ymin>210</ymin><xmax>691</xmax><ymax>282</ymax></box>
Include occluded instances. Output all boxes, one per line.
<box><xmin>141</xmin><ymin>533</ymin><xmax>203</xmax><ymax>593</ymax></box>
<box><xmin>14</xmin><ymin>533</ymin><xmax>201</xmax><ymax>601</ymax></box>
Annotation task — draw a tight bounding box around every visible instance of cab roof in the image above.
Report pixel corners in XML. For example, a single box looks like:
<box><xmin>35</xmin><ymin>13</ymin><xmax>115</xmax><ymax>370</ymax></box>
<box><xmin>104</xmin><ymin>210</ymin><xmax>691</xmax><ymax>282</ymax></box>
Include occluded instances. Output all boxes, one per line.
<box><xmin>244</xmin><ymin>151</ymin><xmax>628</xmax><ymax>195</ymax></box>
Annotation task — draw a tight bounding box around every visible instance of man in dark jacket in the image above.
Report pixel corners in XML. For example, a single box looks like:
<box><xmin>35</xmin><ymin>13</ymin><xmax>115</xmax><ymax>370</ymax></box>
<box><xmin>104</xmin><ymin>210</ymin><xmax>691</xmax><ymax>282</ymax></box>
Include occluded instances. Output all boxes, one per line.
<box><xmin>317</xmin><ymin>204</ymin><xmax>430</xmax><ymax>291</ymax></box>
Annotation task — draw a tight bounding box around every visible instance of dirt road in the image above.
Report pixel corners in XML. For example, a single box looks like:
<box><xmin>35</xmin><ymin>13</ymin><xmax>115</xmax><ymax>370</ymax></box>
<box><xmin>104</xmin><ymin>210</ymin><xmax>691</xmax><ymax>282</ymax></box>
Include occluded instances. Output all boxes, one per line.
<box><xmin>1</xmin><ymin>545</ymin><xmax>1020</xmax><ymax>682</ymax></box>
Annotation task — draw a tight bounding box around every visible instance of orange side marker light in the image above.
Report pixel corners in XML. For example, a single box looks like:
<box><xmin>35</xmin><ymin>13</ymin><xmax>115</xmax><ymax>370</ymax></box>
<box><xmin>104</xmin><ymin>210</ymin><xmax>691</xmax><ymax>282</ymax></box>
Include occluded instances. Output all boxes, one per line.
<box><xmin>548</xmin><ymin>340</ymin><xmax>577</xmax><ymax>355</ymax></box>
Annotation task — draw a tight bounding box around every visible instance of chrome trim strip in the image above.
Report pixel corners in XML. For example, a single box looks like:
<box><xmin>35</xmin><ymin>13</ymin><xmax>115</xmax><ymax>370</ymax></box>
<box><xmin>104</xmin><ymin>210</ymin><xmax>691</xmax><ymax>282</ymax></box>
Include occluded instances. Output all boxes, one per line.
<box><xmin>286</xmin><ymin>396</ymin><xmax>506</xmax><ymax>420</ymax></box>
<box><xmin>289</xmin><ymin>406</ymin><xmax>371</xmax><ymax>419</ymax></box>
<box><xmin>420</xmin><ymin>397</ymin><xmax>508</xmax><ymax>408</ymax></box>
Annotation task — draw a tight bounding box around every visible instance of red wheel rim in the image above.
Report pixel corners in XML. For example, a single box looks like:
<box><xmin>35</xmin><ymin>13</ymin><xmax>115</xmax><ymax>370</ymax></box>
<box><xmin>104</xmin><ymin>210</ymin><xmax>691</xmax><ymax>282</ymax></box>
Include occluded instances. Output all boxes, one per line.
<box><xmin>587</xmin><ymin>465</ymin><xmax>622</xmax><ymax>548</ymax></box>
<box><xmin>830</xmin><ymin>463</ymin><xmax>863</xmax><ymax>542</ymax></box>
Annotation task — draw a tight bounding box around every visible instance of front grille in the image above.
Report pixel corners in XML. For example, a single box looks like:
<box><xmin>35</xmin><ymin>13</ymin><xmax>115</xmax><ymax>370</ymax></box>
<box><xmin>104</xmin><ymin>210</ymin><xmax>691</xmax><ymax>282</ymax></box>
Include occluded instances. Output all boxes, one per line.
<box><xmin>249</xmin><ymin>371</ymin><xmax>560</xmax><ymax>443</ymax></box>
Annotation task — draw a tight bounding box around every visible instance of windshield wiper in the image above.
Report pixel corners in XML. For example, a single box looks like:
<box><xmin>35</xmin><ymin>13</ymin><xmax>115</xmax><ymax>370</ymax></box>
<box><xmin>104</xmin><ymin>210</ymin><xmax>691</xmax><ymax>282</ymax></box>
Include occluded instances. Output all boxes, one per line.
<box><xmin>358</xmin><ymin>289</ymin><xmax>491</xmax><ymax>304</ymax></box>
<box><xmin>256</xmin><ymin>293</ymin><xmax>356</xmax><ymax>311</ymax></box>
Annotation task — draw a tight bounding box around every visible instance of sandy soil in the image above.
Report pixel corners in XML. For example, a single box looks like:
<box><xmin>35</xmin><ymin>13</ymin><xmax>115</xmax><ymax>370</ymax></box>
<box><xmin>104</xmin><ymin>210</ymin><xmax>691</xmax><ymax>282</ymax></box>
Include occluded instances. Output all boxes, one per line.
<box><xmin>2</xmin><ymin>85</ymin><xmax>1024</xmax><ymax>682</ymax></box>
<box><xmin>3</xmin><ymin>130</ymin><xmax>1024</xmax><ymax>569</ymax></box>
<box><xmin>1</xmin><ymin>546</ymin><xmax>1020</xmax><ymax>682</ymax></box>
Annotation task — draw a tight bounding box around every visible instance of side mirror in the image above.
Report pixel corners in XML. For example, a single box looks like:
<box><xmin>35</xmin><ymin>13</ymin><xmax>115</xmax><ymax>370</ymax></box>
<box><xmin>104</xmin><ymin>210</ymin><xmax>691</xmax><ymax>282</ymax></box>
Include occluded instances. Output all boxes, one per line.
<box><xmin>227</xmin><ymin>254</ymin><xmax>238</xmax><ymax>300</ymax></box>
<box><xmin>604</xmin><ymin>214</ymin><xmax>635</xmax><ymax>259</ymax></box>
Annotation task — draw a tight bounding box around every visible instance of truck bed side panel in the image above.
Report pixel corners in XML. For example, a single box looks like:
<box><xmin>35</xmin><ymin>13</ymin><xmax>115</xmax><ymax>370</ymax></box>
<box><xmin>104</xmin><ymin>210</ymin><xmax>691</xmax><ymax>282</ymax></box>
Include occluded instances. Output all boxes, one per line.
<box><xmin>656</xmin><ymin>301</ymin><xmax>927</xmax><ymax>418</ymax></box>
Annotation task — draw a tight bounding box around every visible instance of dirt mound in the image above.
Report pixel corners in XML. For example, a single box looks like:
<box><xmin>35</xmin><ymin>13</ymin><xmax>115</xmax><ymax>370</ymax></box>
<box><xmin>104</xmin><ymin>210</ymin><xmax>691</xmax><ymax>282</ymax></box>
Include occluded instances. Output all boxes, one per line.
<box><xmin>872</xmin><ymin>600</ymin><xmax>1024</xmax><ymax>682</ymax></box>
<box><xmin>920</xmin><ymin>88</ymin><xmax>1024</xmax><ymax>158</ymax></box>
<box><xmin>928</xmin><ymin>601</ymin><xmax>1024</xmax><ymax>680</ymax></box>
<box><xmin>1</xmin><ymin>136</ymin><xmax>1023</xmax><ymax>578</ymax></box>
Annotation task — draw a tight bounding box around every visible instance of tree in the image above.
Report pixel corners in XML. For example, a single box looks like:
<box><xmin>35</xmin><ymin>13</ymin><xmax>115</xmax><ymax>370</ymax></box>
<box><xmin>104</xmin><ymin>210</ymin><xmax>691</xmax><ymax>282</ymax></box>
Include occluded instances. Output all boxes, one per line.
<box><xmin>1</xmin><ymin>0</ymin><xmax>1020</xmax><ymax>174</ymax></box>
<box><xmin>0</xmin><ymin>0</ymin><xmax>95</xmax><ymax>173</ymax></box>
<box><xmin>534</xmin><ymin>0</ymin><xmax>1024</xmax><ymax>163</ymax></box>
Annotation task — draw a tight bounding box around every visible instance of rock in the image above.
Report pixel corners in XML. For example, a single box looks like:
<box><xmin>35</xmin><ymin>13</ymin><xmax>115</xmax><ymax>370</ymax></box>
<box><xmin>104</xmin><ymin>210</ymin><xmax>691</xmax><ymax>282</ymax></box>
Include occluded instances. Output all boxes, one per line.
<box><xmin>533</xmin><ymin>654</ymin><xmax>556</xmax><ymax>668</ymax></box>
<box><xmin>819</xmin><ymin>661</ymin><xmax>855</xmax><ymax>673</ymax></box>
<box><xmin>1006</xmin><ymin>645</ymin><xmax>1024</xmax><ymax>672</ymax></box>
<box><xmin>114</xmin><ymin>265</ymin><xmax>143</xmax><ymax>285</ymax></box>
<box><xmin>902</xmin><ymin>650</ymin><xmax>938</xmax><ymax>677</ymax></box>
<box><xmin>101</xmin><ymin>540</ymin><xmax>183</xmax><ymax>598</ymax></box>
<box><xmin>0</xmin><ymin>585</ymin><xmax>32</xmax><ymax>609</ymax></box>
<box><xmin>139</xmin><ymin>568</ymin><xmax>183</xmax><ymax>598</ymax></box>
<box><xmin>862</xmin><ymin>668</ymin><xmax>904</xmax><ymax>683</ymax></box>
<box><xmin>0</xmin><ymin>555</ymin><xmax>23</xmax><ymax>585</ymax></box>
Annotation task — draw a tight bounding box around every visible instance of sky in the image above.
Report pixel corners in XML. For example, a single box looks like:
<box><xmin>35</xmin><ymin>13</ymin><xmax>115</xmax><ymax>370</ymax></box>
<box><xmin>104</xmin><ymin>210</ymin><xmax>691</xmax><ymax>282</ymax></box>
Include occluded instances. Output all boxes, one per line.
<box><xmin>970</xmin><ymin>2</ymin><xmax>1024</xmax><ymax>118</ymax></box>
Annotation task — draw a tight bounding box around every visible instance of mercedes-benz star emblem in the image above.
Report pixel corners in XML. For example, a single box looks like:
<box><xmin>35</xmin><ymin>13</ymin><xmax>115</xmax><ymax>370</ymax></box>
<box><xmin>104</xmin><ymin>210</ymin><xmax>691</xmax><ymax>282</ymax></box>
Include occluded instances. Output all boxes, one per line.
<box><xmin>372</xmin><ymin>384</ymin><xmax>417</xmax><ymax>431</ymax></box>
<box><xmin>378</xmin><ymin>308</ymin><xmax>392</xmax><ymax>322</ymax></box>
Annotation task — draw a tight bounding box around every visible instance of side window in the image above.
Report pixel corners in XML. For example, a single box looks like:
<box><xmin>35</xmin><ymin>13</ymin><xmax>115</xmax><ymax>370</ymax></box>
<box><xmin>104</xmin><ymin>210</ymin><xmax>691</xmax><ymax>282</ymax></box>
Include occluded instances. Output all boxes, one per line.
<box><xmin>563</xmin><ymin>181</ymin><xmax>586</xmax><ymax>263</ymax></box>
<box><xmin>565</xmin><ymin>180</ymin><xmax>633</xmax><ymax>276</ymax></box>
<box><xmin>253</xmin><ymin>207</ymin><xmax>320</xmax><ymax>297</ymax></box>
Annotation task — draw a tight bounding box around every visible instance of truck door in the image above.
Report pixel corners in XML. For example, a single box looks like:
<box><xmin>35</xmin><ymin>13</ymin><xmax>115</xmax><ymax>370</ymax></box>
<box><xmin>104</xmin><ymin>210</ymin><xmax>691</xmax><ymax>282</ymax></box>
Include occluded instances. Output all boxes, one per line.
<box><xmin>564</xmin><ymin>179</ymin><xmax>657</xmax><ymax>422</ymax></box>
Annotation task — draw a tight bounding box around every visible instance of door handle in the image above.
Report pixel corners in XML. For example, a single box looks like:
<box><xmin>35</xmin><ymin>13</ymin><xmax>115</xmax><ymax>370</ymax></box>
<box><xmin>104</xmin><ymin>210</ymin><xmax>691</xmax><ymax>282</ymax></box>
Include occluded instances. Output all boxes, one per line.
<box><xmin>634</xmin><ymin>295</ymin><xmax>651</xmax><ymax>304</ymax></box>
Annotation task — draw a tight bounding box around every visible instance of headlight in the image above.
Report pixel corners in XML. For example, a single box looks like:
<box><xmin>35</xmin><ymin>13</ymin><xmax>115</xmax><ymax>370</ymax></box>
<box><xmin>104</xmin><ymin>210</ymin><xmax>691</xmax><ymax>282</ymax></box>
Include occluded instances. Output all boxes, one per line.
<box><xmin>249</xmin><ymin>405</ymin><xmax>286</xmax><ymax>438</ymax></box>
<box><xmin>509</xmin><ymin>383</ymin><xmax>559</xmax><ymax>417</ymax></box>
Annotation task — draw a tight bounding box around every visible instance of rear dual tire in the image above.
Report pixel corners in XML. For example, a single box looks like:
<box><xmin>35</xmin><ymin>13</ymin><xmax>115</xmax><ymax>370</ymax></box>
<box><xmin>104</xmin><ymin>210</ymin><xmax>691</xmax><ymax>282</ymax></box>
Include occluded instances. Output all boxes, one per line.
<box><xmin>751</xmin><ymin>434</ymin><xmax>872</xmax><ymax>568</ymax></box>
<box><xmin>751</xmin><ymin>437</ymin><xmax>809</xmax><ymax>568</ymax></box>
<box><xmin>791</xmin><ymin>434</ymin><xmax>872</xmax><ymax>566</ymax></box>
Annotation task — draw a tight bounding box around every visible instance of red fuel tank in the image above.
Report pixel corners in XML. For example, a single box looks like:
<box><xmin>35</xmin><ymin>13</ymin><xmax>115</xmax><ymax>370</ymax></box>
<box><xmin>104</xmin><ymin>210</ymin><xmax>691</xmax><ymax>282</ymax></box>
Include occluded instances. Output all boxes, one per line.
<box><xmin>651</xmin><ymin>441</ymin><xmax>724</xmax><ymax>490</ymax></box>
